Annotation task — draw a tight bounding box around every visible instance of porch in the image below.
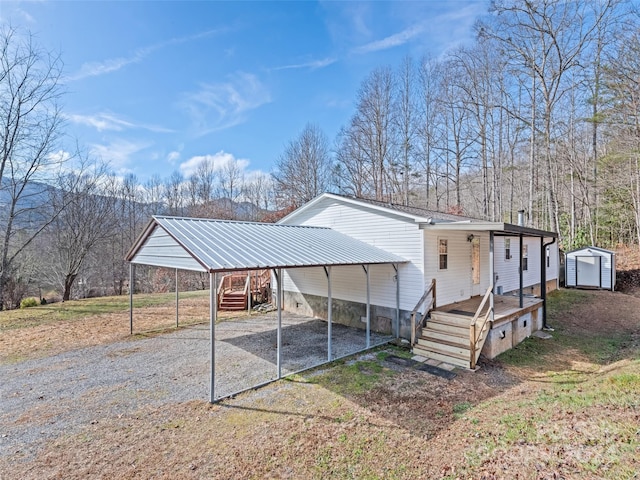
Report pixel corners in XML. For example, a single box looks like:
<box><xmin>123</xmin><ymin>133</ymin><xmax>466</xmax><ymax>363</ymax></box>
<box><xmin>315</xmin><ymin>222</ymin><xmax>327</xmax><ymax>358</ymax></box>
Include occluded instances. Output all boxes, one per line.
<box><xmin>412</xmin><ymin>289</ymin><xmax>544</xmax><ymax>370</ymax></box>
<box><xmin>433</xmin><ymin>294</ymin><xmax>543</xmax><ymax>325</ymax></box>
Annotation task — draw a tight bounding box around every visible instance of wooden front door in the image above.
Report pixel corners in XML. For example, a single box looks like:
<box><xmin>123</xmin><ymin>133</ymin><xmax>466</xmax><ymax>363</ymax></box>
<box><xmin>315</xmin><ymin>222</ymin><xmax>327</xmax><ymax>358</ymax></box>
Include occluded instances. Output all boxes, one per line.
<box><xmin>471</xmin><ymin>237</ymin><xmax>481</xmax><ymax>295</ymax></box>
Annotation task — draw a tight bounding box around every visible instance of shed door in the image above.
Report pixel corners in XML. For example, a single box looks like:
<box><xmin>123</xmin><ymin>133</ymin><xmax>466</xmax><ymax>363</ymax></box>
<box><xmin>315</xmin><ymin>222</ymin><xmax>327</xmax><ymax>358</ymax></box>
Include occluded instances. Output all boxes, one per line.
<box><xmin>576</xmin><ymin>256</ymin><xmax>601</xmax><ymax>287</ymax></box>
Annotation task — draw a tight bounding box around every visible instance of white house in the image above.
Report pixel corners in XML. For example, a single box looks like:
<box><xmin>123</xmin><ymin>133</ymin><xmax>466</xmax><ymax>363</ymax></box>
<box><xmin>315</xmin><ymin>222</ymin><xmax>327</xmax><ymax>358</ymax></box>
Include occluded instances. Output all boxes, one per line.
<box><xmin>279</xmin><ymin>193</ymin><xmax>559</xmax><ymax>367</ymax></box>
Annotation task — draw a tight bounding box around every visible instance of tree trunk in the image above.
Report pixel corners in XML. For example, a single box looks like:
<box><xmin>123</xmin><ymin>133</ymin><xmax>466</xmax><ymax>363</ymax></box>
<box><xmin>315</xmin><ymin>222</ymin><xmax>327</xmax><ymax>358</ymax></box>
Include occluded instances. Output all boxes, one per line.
<box><xmin>63</xmin><ymin>274</ymin><xmax>77</xmax><ymax>302</ymax></box>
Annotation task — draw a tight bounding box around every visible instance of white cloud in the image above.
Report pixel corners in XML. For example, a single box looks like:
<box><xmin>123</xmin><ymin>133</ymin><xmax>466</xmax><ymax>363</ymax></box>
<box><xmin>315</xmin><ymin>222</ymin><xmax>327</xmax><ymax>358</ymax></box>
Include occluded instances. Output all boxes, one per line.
<box><xmin>352</xmin><ymin>23</ymin><xmax>426</xmax><ymax>54</ymax></box>
<box><xmin>179</xmin><ymin>72</ymin><xmax>271</xmax><ymax>135</ymax></box>
<box><xmin>272</xmin><ymin>57</ymin><xmax>337</xmax><ymax>71</ymax></box>
<box><xmin>179</xmin><ymin>151</ymin><xmax>250</xmax><ymax>178</ymax></box>
<box><xmin>66</xmin><ymin>112</ymin><xmax>174</xmax><ymax>133</ymax></box>
<box><xmin>167</xmin><ymin>151</ymin><xmax>181</xmax><ymax>164</ymax></box>
<box><xmin>90</xmin><ymin>139</ymin><xmax>151</xmax><ymax>172</ymax></box>
<box><xmin>66</xmin><ymin>28</ymin><xmax>224</xmax><ymax>81</ymax></box>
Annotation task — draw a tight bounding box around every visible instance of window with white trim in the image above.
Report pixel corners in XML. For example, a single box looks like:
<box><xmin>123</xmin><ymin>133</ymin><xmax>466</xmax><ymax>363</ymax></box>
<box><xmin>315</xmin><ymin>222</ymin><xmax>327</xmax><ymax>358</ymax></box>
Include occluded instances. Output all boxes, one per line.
<box><xmin>439</xmin><ymin>239</ymin><xmax>448</xmax><ymax>270</ymax></box>
<box><xmin>522</xmin><ymin>244</ymin><xmax>529</xmax><ymax>271</ymax></box>
<box><xmin>505</xmin><ymin>238</ymin><xmax>511</xmax><ymax>260</ymax></box>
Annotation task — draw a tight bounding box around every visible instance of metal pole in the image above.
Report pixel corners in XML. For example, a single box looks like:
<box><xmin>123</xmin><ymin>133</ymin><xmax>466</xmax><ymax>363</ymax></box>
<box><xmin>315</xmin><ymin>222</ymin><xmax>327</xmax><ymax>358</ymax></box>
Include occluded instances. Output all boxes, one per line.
<box><xmin>210</xmin><ymin>272</ymin><xmax>217</xmax><ymax>403</ymax></box>
<box><xmin>489</xmin><ymin>232</ymin><xmax>494</xmax><ymax>321</ymax></box>
<box><xmin>326</xmin><ymin>266</ymin><xmax>332</xmax><ymax>362</ymax></box>
<box><xmin>519</xmin><ymin>234</ymin><xmax>524</xmax><ymax>308</ymax></box>
<box><xmin>394</xmin><ymin>264</ymin><xmax>400</xmax><ymax>339</ymax></box>
<box><xmin>175</xmin><ymin>268</ymin><xmax>179</xmax><ymax>328</ymax></box>
<box><xmin>276</xmin><ymin>268</ymin><xmax>282</xmax><ymax>379</ymax></box>
<box><xmin>364</xmin><ymin>265</ymin><xmax>370</xmax><ymax>349</ymax></box>
<box><xmin>129</xmin><ymin>263</ymin><xmax>134</xmax><ymax>335</ymax></box>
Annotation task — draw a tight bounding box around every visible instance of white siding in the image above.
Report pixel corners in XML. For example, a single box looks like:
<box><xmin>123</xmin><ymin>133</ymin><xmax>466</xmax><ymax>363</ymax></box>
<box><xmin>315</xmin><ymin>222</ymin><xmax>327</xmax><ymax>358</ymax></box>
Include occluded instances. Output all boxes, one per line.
<box><xmin>280</xmin><ymin>199</ymin><xmax>424</xmax><ymax>310</ymax></box>
<box><xmin>423</xmin><ymin>230</ymin><xmax>491</xmax><ymax>306</ymax></box>
<box><xmin>131</xmin><ymin>227</ymin><xmax>206</xmax><ymax>272</ymax></box>
<box><xmin>493</xmin><ymin>237</ymin><xmax>559</xmax><ymax>294</ymax></box>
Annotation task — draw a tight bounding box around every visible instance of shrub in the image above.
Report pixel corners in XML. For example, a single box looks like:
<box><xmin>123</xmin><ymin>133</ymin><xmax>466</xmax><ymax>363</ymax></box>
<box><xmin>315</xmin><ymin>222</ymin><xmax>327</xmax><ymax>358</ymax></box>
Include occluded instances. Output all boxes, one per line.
<box><xmin>20</xmin><ymin>297</ymin><xmax>39</xmax><ymax>309</ymax></box>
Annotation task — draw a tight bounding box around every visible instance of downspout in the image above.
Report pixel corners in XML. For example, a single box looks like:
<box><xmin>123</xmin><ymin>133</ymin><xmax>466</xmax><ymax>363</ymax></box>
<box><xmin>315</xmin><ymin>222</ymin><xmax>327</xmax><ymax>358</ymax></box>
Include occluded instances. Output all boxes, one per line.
<box><xmin>541</xmin><ymin>237</ymin><xmax>557</xmax><ymax>330</ymax></box>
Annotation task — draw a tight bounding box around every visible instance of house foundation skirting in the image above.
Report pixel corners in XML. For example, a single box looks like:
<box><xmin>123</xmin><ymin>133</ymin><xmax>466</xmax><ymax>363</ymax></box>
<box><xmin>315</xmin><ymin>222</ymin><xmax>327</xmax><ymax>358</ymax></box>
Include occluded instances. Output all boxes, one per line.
<box><xmin>283</xmin><ymin>291</ymin><xmax>412</xmax><ymax>338</ymax></box>
<box><xmin>481</xmin><ymin>305</ymin><xmax>544</xmax><ymax>359</ymax></box>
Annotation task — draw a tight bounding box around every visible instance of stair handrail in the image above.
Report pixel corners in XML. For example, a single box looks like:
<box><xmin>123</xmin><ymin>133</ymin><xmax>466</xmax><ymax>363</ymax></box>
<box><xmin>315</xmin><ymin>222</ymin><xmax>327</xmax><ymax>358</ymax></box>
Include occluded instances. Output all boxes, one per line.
<box><xmin>410</xmin><ymin>278</ymin><xmax>436</xmax><ymax>347</ymax></box>
<box><xmin>469</xmin><ymin>285</ymin><xmax>493</xmax><ymax>369</ymax></box>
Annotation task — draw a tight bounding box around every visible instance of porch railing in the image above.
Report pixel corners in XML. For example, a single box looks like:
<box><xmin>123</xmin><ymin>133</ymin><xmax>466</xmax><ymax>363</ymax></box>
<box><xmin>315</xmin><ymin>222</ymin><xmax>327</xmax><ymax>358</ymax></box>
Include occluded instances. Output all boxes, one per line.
<box><xmin>469</xmin><ymin>285</ymin><xmax>493</xmax><ymax>369</ymax></box>
<box><xmin>410</xmin><ymin>278</ymin><xmax>436</xmax><ymax>347</ymax></box>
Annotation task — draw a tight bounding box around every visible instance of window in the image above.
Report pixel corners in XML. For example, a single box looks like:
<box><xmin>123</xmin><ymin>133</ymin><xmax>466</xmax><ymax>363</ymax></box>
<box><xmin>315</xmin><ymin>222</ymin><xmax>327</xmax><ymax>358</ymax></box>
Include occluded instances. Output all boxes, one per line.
<box><xmin>522</xmin><ymin>244</ymin><xmax>528</xmax><ymax>271</ymax></box>
<box><xmin>439</xmin><ymin>239</ymin><xmax>448</xmax><ymax>270</ymax></box>
<box><xmin>505</xmin><ymin>239</ymin><xmax>511</xmax><ymax>260</ymax></box>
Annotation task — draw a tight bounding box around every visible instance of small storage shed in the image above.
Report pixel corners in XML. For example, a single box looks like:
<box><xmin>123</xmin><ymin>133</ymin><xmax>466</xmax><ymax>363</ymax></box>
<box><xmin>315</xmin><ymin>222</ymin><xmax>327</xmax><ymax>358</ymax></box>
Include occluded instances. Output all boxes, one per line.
<box><xmin>565</xmin><ymin>246</ymin><xmax>616</xmax><ymax>291</ymax></box>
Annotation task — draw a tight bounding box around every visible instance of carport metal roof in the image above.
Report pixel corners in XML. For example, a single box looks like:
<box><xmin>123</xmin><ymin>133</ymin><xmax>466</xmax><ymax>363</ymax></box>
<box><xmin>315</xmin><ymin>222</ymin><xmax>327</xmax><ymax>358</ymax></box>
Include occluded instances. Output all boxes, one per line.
<box><xmin>126</xmin><ymin>215</ymin><xmax>407</xmax><ymax>272</ymax></box>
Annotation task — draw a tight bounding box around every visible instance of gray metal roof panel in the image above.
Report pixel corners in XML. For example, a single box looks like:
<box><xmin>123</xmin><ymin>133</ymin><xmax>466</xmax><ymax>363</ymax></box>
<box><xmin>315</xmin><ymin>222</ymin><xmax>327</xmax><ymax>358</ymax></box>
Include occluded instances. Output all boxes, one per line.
<box><xmin>140</xmin><ymin>216</ymin><xmax>406</xmax><ymax>271</ymax></box>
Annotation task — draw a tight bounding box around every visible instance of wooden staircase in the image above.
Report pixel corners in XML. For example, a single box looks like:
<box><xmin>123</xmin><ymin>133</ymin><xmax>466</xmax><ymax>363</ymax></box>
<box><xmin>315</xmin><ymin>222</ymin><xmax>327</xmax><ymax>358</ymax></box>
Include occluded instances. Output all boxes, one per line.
<box><xmin>219</xmin><ymin>291</ymin><xmax>248</xmax><ymax>311</ymax></box>
<box><xmin>412</xmin><ymin>311</ymin><xmax>475</xmax><ymax>368</ymax></box>
<box><xmin>217</xmin><ymin>269</ymin><xmax>271</xmax><ymax>312</ymax></box>
<box><xmin>411</xmin><ymin>283</ymin><xmax>493</xmax><ymax>370</ymax></box>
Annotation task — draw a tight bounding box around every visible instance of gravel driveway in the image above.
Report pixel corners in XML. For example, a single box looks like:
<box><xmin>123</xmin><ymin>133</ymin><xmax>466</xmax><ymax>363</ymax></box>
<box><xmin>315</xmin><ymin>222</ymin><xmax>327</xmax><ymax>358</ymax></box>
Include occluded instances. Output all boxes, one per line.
<box><xmin>0</xmin><ymin>312</ymin><xmax>392</xmax><ymax>460</ymax></box>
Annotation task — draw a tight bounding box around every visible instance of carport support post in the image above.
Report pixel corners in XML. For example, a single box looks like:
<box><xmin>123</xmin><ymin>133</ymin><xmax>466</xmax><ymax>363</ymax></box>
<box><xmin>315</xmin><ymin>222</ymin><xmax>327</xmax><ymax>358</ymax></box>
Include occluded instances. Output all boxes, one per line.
<box><xmin>210</xmin><ymin>272</ymin><xmax>217</xmax><ymax>403</ymax></box>
<box><xmin>363</xmin><ymin>265</ymin><xmax>370</xmax><ymax>349</ymax></box>
<box><xmin>394</xmin><ymin>264</ymin><xmax>400</xmax><ymax>339</ymax></box>
<box><xmin>129</xmin><ymin>263</ymin><xmax>135</xmax><ymax>335</ymax></box>
<box><xmin>175</xmin><ymin>269</ymin><xmax>179</xmax><ymax>328</ymax></box>
<box><xmin>324</xmin><ymin>266</ymin><xmax>332</xmax><ymax>362</ymax></box>
<box><xmin>276</xmin><ymin>268</ymin><xmax>282</xmax><ymax>379</ymax></box>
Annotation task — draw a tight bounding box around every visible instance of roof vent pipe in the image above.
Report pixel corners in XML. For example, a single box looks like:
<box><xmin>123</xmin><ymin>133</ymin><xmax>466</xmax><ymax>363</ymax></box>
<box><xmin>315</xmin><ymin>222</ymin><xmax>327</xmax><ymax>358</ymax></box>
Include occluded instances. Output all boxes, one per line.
<box><xmin>517</xmin><ymin>210</ymin><xmax>525</xmax><ymax>227</ymax></box>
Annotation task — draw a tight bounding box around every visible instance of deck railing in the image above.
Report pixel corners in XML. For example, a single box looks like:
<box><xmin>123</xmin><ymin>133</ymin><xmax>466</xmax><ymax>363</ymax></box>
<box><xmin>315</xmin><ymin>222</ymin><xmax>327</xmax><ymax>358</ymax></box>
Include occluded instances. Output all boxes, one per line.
<box><xmin>410</xmin><ymin>278</ymin><xmax>436</xmax><ymax>347</ymax></box>
<box><xmin>469</xmin><ymin>285</ymin><xmax>493</xmax><ymax>369</ymax></box>
<box><xmin>217</xmin><ymin>270</ymin><xmax>271</xmax><ymax>308</ymax></box>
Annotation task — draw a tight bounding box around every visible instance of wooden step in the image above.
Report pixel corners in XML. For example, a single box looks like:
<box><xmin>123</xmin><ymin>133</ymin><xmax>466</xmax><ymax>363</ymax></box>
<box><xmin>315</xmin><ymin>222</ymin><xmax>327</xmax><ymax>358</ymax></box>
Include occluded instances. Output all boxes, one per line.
<box><xmin>416</xmin><ymin>339</ymin><xmax>470</xmax><ymax>360</ymax></box>
<box><xmin>430</xmin><ymin>311</ymin><xmax>475</xmax><ymax>327</ymax></box>
<box><xmin>421</xmin><ymin>329</ymin><xmax>468</xmax><ymax>347</ymax></box>
<box><xmin>411</xmin><ymin>344</ymin><xmax>470</xmax><ymax>368</ymax></box>
<box><xmin>423</xmin><ymin>320</ymin><xmax>469</xmax><ymax>337</ymax></box>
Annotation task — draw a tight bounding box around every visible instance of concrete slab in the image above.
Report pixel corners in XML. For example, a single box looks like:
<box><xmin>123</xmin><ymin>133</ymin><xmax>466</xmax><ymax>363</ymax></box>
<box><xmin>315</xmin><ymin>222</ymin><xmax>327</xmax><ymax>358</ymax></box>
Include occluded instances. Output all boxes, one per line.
<box><xmin>411</xmin><ymin>355</ymin><xmax>428</xmax><ymax>363</ymax></box>
<box><xmin>532</xmin><ymin>330</ymin><xmax>553</xmax><ymax>340</ymax></box>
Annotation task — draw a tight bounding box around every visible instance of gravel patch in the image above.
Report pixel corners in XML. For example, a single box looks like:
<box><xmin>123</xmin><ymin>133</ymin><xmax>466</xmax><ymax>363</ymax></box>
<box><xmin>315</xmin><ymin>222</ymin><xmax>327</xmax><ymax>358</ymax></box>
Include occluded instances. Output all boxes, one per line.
<box><xmin>0</xmin><ymin>312</ymin><xmax>391</xmax><ymax>460</ymax></box>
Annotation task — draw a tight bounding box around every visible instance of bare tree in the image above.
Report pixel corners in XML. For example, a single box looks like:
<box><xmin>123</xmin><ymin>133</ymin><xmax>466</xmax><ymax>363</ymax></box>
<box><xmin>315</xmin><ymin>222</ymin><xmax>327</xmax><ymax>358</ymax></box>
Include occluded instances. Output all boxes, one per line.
<box><xmin>45</xmin><ymin>164</ymin><xmax>119</xmax><ymax>300</ymax></box>
<box><xmin>481</xmin><ymin>0</ymin><xmax>616</xmax><ymax>232</ymax></box>
<box><xmin>273</xmin><ymin>123</ymin><xmax>333</xmax><ymax>208</ymax></box>
<box><xmin>0</xmin><ymin>27</ymin><xmax>71</xmax><ymax>309</ymax></box>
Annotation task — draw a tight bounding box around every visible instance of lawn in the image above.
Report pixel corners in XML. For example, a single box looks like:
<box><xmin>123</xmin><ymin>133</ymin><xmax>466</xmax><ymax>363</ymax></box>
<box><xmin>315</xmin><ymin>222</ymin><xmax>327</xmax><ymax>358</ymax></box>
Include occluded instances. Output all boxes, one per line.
<box><xmin>1</xmin><ymin>288</ymin><xmax>638</xmax><ymax>479</ymax></box>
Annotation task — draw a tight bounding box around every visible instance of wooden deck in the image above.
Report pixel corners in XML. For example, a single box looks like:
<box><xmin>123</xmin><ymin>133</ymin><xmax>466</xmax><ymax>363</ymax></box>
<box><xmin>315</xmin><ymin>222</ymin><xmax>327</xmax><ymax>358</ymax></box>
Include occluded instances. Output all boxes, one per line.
<box><xmin>433</xmin><ymin>294</ymin><xmax>543</xmax><ymax>325</ymax></box>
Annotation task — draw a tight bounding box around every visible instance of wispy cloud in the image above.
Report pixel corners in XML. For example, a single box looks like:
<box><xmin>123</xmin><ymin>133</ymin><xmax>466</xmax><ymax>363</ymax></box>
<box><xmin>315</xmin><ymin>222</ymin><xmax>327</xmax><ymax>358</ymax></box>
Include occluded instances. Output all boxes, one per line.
<box><xmin>66</xmin><ymin>28</ymin><xmax>224</xmax><ymax>81</ymax></box>
<box><xmin>352</xmin><ymin>23</ymin><xmax>426</xmax><ymax>54</ymax></box>
<box><xmin>272</xmin><ymin>57</ymin><xmax>337</xmax><ymax>71</ymax></box>
<box><xmin>179</xmin><ymin>72</ymin><xmax>271</xmax><ymax>135</ymax></box>
<box><xmin>90</xmin><ymin>139</ymin><xmax>151</xmax><ymax>172</ymax></box>
<box><xmin>179</xmin><ymin>151</ymin><xmax>249</xmax><ymax>178</ymax></box>
<box><xmin>66</xmin><ymin>112</ymin><xmax>174</xmax><ymax>133</ymax></box>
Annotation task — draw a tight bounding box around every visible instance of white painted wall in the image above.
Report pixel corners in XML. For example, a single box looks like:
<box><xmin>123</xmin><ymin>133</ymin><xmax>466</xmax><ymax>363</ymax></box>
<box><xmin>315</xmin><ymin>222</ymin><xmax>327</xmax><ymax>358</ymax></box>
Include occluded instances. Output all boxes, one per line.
<box><xmin>493</xmin><ymin>237</ymin><xmax>559</xmax><ymax>294</ymax></box>
<box><xmin>280</xmin><ymin>198</ymin><xmax>424</xmax><ymax>310</ymax></box>
<box><xmin>423</xmin><ymin>230</ymin><xmax>491</xmax><ymax>306</ymax></box>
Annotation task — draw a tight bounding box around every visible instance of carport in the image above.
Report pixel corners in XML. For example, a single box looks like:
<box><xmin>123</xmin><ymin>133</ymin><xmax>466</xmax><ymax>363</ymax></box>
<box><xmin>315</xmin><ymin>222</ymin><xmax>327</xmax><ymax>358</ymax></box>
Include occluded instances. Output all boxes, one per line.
<box><xmin>126</xmin><ymin>216</ymin><xmax>407</xmax><ymax>403</ymax></box>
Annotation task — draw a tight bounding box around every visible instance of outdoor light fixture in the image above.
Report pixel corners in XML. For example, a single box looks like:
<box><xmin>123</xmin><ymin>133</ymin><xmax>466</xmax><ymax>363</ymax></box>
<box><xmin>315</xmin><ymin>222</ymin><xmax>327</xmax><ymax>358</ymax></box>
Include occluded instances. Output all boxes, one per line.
<box><xmin>467</xmin><ymin>234</ymin><xmax>475</xmax><ymax>242</ymax></box>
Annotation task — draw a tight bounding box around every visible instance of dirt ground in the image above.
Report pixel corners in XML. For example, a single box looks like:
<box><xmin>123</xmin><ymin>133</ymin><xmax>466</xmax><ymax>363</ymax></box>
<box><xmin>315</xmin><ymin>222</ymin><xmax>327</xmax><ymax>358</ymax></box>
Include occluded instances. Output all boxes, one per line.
<box><xmin>1</xmin><ymin>285</ymin><xmax>639</xmax><ymax>479</ymax></box>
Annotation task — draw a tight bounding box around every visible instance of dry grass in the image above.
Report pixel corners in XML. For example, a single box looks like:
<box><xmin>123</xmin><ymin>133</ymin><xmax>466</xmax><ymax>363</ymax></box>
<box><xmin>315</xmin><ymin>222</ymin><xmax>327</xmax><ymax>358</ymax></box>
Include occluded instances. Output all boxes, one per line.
<box><xmin>1</xmin><ymin>289</ymin><xmax>639</xmax><ymax>479</ymax></box>
<box><xmin>0</xmin><ymin>291</ymin><xmax>247</xmax><ymax>364</ymax></box>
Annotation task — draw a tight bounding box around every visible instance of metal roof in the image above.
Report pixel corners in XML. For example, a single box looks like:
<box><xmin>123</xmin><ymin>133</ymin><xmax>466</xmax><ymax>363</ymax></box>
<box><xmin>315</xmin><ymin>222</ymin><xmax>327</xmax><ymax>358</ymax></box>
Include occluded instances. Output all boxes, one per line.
<box><xmin>126</xmin><ymin>215</ymin><xmax>407</xmax><ymax>272</ymax></box>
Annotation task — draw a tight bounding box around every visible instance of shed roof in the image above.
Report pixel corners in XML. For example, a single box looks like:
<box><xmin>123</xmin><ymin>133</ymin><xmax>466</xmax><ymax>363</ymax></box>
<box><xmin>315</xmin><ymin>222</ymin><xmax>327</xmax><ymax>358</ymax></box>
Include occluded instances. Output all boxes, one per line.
<box><xmin>126</xmin><ymin>215</ymin><xmax>407</xmax><ymax>272</ymax></box>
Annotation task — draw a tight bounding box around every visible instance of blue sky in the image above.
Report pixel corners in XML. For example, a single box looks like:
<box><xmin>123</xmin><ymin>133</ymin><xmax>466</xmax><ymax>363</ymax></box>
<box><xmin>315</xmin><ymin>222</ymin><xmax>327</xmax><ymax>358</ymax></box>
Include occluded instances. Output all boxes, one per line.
<box><xmin>2</xmin><ymin>1</ymin><xmax>488</xmax><ymax>183</ymax></box>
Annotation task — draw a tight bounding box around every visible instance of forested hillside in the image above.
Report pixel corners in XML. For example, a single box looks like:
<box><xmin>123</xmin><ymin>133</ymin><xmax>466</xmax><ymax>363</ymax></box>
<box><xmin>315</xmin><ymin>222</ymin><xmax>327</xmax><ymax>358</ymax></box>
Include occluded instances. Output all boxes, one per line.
<box><xmin>2</xmin><ymin>1</ymin><xmax>639</xmax><ymax>308</ymax></box>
